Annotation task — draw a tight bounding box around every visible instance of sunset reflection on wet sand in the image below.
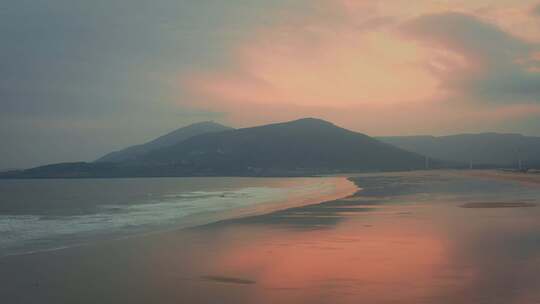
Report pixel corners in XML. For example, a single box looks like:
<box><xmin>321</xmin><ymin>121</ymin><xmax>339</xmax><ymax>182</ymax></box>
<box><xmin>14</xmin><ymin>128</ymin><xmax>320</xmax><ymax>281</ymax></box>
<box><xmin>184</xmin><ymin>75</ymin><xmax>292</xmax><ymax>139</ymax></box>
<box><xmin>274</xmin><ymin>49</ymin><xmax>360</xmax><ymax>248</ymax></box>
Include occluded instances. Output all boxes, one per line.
<box><xmin>2</xmin><ymin>171</ymin><xmax>540</xmax><ymax>304</ymax></box>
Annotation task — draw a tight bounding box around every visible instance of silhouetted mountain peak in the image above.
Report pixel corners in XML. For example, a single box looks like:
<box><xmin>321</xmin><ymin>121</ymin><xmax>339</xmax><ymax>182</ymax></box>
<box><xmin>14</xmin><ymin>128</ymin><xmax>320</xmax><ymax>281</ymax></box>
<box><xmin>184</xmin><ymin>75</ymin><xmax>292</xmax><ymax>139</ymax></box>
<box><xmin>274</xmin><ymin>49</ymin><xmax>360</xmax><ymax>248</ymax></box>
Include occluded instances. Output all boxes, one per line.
<box><xmin>287</xmin><ymin>117</ymin><xmax>335</xmax><ymax>126</ymax></box>
<box><xmin>96</xmin><ymin>121</ymin><xmax>232</xmax><ymax>162</ymax></box>
<box><xmin>247</xmin><ymin>118</ymin><xmax>348</xmax><ymax>135</ymax></box>
<box><xmin>138</xmin><ymin>117</ymin><xmax>427</xmax><ymax>175</ymax></box>
<box><xmin>4</xmin><ymin>118</ymin><xmax>431</xmax><ymax>178</ymax></box>
<box><xmin>183</xmin><ymin>121</ymin><xmax>225</xmax><ymax>128</ymax></box>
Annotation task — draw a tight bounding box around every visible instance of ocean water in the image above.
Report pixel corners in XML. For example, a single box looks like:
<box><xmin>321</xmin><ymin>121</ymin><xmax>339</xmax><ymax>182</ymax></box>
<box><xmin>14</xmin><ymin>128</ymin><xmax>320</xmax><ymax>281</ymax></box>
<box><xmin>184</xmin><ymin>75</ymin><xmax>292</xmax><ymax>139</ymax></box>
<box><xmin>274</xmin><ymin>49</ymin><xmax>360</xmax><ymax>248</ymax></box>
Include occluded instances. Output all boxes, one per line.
<box><xmin>3</xmin><ymin>172</ymin><xmax>540</xmax><ymax>303</ymax></box>
<box><xmin>0</xmin><ymin>177</ymin><xmax>355</xmax><ymax>257</ymax></box>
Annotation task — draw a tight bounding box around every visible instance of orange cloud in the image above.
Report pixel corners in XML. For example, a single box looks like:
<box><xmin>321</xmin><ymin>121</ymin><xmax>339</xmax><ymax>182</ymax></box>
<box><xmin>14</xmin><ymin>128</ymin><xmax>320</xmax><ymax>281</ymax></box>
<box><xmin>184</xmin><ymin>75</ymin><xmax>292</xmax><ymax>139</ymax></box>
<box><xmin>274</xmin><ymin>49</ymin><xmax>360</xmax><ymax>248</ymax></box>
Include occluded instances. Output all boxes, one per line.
<box><xmin>187</xmin><ymin>30</ymin><xmax>447</xmax><ymax>108</ymax></box>
<box><xmin>177</xmin><ymin>0</ymin><xmax>540</xmax><ymax>135</ymax></box>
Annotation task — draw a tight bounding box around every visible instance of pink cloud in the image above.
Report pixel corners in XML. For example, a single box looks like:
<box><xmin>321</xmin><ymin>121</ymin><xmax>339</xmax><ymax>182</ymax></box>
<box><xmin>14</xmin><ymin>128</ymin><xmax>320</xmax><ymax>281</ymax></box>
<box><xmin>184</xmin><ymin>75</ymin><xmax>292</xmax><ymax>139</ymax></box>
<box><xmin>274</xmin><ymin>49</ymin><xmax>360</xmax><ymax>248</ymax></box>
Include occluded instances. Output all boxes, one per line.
<box><xmin>176</xmin><ymin>0</ymin><xmax>540</xmax><ymax>135</ymax></box>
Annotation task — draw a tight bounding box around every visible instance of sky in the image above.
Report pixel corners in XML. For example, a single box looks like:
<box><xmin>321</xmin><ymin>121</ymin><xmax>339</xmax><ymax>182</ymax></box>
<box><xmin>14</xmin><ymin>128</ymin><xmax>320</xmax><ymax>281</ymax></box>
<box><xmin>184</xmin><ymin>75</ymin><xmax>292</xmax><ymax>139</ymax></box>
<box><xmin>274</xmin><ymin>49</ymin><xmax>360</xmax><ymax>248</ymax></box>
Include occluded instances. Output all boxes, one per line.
<box><xmin>2</xmin><ymin>0</ymin><xmax>540</xmax><ymax>169</ymax></box>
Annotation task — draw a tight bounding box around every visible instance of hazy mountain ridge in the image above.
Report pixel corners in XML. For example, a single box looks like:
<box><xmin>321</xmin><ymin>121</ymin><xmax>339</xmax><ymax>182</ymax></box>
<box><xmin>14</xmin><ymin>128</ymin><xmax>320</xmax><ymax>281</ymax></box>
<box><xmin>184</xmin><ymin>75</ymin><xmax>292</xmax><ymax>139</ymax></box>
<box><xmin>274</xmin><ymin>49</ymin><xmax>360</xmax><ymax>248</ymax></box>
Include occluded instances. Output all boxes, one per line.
<box><xmin>378</xmin><ymin>133</ymin><xmax>540</xmax><ymax>167</ymax></box>
<box><xmin>1</xmin><ymin>118</ymin><xmax>430</xmax><ymax>178</ymax></box>
<box><xmin>139</xmin><ymin>118</ymin><xmax>429</xmax><ymax>174</ymax></box>
<box><xmin>96</xmin><ymin>121</ymin><xmax>233</xmax><ymax>163</ymax></box>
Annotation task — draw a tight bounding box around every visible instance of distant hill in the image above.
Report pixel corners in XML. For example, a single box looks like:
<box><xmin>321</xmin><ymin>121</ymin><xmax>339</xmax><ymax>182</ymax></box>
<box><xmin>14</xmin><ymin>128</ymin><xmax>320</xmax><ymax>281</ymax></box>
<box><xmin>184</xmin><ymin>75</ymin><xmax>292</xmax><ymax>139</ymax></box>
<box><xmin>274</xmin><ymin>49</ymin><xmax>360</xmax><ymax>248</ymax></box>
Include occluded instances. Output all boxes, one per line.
<box><xmin>138</xmin><ymin>118</ymin><xmax>428</xmax><ymax>175</ymax></box>
<box><xmin>378</xmin><ymin>133</ymin><xmax>540</xmax><ymax>167</ymax></box>
<box><xmin>96</xmin><ymin>121</ymin><xmax>232</xmax><ymax>162</ymax></box>
<box><xmin>1</xmin><ymin>118</ymin><xmax>430</xmax><ymax>178</ymax></box>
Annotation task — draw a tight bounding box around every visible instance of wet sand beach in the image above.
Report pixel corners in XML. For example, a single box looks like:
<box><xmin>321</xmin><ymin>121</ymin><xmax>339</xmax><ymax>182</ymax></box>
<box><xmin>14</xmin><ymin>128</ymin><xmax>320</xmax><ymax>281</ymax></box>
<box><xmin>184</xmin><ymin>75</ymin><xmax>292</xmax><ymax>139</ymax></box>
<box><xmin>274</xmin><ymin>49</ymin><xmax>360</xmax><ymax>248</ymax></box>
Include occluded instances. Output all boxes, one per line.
<box><xmin>463</xmin><ymin>169</ymin><xmax>540</xmax><ymax>187</ymax></box>
<box><xmin>2</xmin><ymin>170</ymin><xmax>540</xmax><ymax>304</ymax></box>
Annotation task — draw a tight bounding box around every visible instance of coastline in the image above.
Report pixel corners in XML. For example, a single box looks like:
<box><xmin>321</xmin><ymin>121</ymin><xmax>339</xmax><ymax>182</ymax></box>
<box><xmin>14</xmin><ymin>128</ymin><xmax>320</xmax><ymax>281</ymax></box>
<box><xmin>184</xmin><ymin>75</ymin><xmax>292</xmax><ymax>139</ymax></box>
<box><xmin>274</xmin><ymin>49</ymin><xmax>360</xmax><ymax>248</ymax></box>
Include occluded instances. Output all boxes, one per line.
<box><xmin>458</xmin><ymin>169</ymin><xmax>540</xmax><ymax>187</ymax></box>
<box><xmin>3</xmin><ymin>170</ymin><xmax>540</xmax><ymax>303</ymax></box>
<box><xmin>0</xmin><ymin>176</ymin><xmax>362</xmax><ymax>303</ymax></box>
<box><xmin>0</xmin><ymin>176</ymin><xmax>359</xmax><ymax>259</ymax></box>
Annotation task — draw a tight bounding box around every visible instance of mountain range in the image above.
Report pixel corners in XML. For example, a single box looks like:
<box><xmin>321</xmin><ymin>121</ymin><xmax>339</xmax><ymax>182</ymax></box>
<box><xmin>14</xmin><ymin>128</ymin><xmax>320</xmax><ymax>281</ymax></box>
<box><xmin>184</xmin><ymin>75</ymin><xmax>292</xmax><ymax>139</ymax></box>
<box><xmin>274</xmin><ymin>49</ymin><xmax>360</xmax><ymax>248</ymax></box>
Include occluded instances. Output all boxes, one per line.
<box><xmin>378</xmin><ymin>133</ymin><xmax>540</xmax><ymax>168</ymax></box>
<box><xmin>0</xmin><ymin>118</ymin><xmax>429</xmax><ymax>178</ymax></box>
<box><xmin>138</xmin><ymin>118</ymin><xmax>428</xmax><ymax>175</ymax></box>
<box><xmin>5</xmin><ymin>118</ymin><xmax>540</xmax><ymax>179</ymax></box>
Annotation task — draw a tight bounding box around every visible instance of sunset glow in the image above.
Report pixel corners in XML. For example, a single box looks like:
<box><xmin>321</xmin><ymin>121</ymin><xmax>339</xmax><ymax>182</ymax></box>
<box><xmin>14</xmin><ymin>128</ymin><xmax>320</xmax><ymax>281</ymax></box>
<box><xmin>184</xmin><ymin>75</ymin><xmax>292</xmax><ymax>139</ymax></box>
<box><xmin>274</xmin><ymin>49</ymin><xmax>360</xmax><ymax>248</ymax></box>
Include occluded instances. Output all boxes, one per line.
<box><xmin>179</xmin><ymin>0</ymin><xmax>540</xmax><ymax>134</ymax></box>
<box><xmin>5</xmin><ymin>2</ymin><xmax>540</xmax><ymax>303</ymax></box>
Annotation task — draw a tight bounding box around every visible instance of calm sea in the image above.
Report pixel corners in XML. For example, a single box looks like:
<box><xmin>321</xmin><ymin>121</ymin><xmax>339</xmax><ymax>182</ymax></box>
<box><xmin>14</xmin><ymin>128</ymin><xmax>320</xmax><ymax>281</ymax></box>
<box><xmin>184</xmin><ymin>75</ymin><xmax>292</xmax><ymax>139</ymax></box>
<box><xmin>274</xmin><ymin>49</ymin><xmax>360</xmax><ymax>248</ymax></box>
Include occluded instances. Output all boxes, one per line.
<box><xmin>0</xmin><ymin>177</ymin><xmax>355</xmax><ymax>257</ymax></box>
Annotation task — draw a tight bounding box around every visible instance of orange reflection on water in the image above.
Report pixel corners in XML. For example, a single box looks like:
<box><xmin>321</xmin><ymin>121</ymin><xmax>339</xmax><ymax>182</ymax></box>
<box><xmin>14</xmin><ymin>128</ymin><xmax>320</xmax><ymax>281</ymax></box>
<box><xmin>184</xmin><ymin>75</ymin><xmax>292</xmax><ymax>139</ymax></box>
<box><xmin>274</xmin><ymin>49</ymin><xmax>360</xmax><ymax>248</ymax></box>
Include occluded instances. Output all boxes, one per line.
<box><xmin>201</xmin><ymin>216</ymin><xmax>460</xmax><ymax>304</ymax></box>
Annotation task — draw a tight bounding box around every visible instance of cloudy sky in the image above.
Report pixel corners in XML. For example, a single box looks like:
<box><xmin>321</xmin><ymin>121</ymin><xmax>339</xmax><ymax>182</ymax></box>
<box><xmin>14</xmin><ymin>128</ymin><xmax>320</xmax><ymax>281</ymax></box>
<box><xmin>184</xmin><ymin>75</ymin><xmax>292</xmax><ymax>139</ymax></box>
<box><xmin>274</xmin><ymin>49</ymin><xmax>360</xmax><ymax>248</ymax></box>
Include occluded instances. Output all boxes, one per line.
<box><xmin>2</xmin><ymin>0</ymin><xmax>540</xmax><ymax>169</ymax></box>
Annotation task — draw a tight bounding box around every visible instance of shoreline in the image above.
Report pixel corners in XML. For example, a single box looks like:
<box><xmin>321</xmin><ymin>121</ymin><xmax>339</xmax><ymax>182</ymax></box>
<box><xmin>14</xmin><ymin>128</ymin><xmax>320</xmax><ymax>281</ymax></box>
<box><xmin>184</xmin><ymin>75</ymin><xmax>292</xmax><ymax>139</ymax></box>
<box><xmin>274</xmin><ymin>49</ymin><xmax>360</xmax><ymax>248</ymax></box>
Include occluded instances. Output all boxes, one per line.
<box><xmin>7</xmin><ymin>169</ymin><xmax>539</xmax><ymax>259</ymax></box>
<box><xmin>2</xmin><ymin>171</ymin><xmax>540</xmax><ymax>303</ymax></box>
<box><xmin>457</xmin><ymin>169</ymin><xmax>540</xmax><ymax>187</ymax></box>
<box><xmin>0</xmin><ymin>176</ymin><xmax>359</xmax><ymax>259</ymax></box>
